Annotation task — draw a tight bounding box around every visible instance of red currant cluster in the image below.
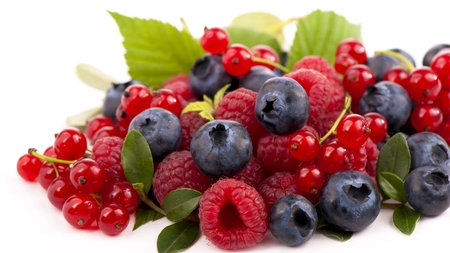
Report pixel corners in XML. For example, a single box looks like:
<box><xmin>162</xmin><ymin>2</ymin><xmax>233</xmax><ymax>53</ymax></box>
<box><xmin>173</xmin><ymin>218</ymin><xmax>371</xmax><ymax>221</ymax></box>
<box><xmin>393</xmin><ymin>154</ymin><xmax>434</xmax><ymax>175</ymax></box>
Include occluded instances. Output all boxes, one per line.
<box><xmin>16</xmin><ymin>128</ymin><xmax>138</xmax><ymax>235</ymax></box>
<box><xmin>200</xmin><ymin>27</ymin><xmax>281</xmax><ymax>76</ymax></box>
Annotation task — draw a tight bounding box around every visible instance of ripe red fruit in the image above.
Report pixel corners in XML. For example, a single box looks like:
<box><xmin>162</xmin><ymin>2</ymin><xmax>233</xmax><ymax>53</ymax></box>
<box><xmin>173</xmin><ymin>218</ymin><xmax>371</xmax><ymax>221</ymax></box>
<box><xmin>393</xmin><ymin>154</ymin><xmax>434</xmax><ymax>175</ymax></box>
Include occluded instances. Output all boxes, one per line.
<box><xmin>90</xmin><ymin>136</ymin><xmax>125</xmax><ymax>182</ymax></box>
<box><xmin>38</xmin><ymin>162</ymin><xmax>70</xmax><ymax>190</ymax></box>
<box><xmin>382</xmin><ymin>66</ymin><xmax>410</xmax><ymax>88</ymax></box>
<box><xmin>410</xmin><ymin>103</ymin><xmax>443</xmax><ymax>132</ymax></box>
<box><xmin>85</xmin><ymin>115</ymin><xmax>115</xmax><ymax>143</ymax></box>
<box><xmin>62</xmin><ymin>194</ymin><xmax>99</xmax><ymax>229</ymax></box>
<box><xmin>150</xmin><ymin>88</ymin><xmax>182</xmax><ymax>117</ymax></box>
<box><xmin>334</xmin><ymin>53</ymin><xmax>357</xmax><ymax>75</ymax></box>
<box><xmin>295</xmin><ymin>161</ymin><xmax>326</xmax><ymax>195</ymax></box>
<box><xmin>47</xmin><ymin>177</ymin><xmax>77</xmax><ymax>210</ymax></box>
<box><xmin>364</xmin><ymin>112</ymin><xmax>388</xmax><ymax>144</ymax></box>
<box><xmin>101</xmin><ymin>181</ymin><xmax>139</xmax><ymax>214</ymax></box>
<box><xmin>200</xmin><ymin>27</ymin><xmax>230</xmax><ymax>55</ymax></box>
<box><xmin>405</xmin><ymin>67</ymin><xmax>441</xmax><ymax>103</ymax></box>
<box><xmin>288</xmin><ymin>126</ymin><xmax>320</xmax><ymax>161</ymax></box>
<box><xmin>430</xmin><ymin>49</ymin><xmax>450</xmax><ymax>87</ymax></box>
<box><xmin>336</xmin><ymin>114</ymin><xmax>371</xmax><ymax>149</ymax></box>
<box><xmin>98</xmin><ymin>204</ymin><xmax>130</xmax><ymax>236</ymax></box>
<box><xmin>69</xmin><ymin>158</ymin><xmax>105</xmax><ymax>194</ymax></box>
<box><xmin>336</xmin><ymin>38</ymin><xmax>368</xmax><ymax>64</ymax></box>
<box><xmin>222</xmin><ymin>44</ymin><xmax>253</xmax><ymax>76</ymax></box>
<box><xmin>258</xmin><ymin>171</ymin><xmax>302</xmax><ymax>212</ymax></box>
<box><xmin>343</xmin><ymin>64</ymin><xmax>376</xmax><ymax>99</ymax></box>
<box><xmin>17</xmin><ymin>154</ymin><xmax>42</xmax><ymax>181</ymax></box>
<box><xmin>121</xmin><ymin>84</ymin><xmax>152</xmax><ymax>115</ymax></box>
<box><xmin>53</xmin><ymin>128</ymin><xmax>87</xmax><ymax>160</ymax></box>
<box><xmin>251</xmin><ymin>44</ymin><xmax>280</xmax><ymax>70</ymax></box>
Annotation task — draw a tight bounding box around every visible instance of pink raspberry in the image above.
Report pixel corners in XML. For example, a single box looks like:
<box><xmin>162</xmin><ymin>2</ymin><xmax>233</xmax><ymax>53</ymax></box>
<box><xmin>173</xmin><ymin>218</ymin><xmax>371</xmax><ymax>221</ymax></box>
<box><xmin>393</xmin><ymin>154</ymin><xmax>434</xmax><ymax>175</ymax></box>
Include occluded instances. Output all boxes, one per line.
<box><xmin>292</xmin><ymin>55</ymin><xmax>341</xmax><ymax>87</ymax></box>
<box><xmin>90</xmin><ymin>136</ymin><xmax>125</xmax><ymax>182</ymax></box>
<box><xmin>161</xmin><ymin>74</ymin><xmax>197</xmax><ymax>103</ymax></box>
<box><xmin>232</xmin><ymin>156</ymin><xmax>264</xmax><ymax>188</ymax></box>
<box><xmin>152</xmin><ymin>150</ymin><xmax>213</xmax><ymax>205</ymax></box>
<box><xmin>199</xmin><ymin>178</ymin><xmax>268</xmax><ymax>250</ymax></box>
<box><xmin>178</xmin><ymin>112</ymin><xmax>209</xmax><ymax>151</ymax></box>
<box><xmin>257</xmin><ymin>171</ymin><xmax>301</xmax><ymax>213</ymax></box>
<box><xmin>256</xmin><ymin>132</ymin><xmax>301</xmax><ymax>173</ymax></box>
<box><xmin>364</xmin><ymin>138</ymin><xmax>380</xmax><ymax>178</ymax></box>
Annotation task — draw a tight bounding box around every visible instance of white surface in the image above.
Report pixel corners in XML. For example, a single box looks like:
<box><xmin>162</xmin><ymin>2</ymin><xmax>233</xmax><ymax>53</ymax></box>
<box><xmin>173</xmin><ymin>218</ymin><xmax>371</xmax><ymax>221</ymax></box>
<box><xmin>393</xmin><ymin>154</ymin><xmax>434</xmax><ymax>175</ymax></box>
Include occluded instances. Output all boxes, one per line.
<box><xmin>1</xmin><ymin>1</ymin><xmax>450</xmax><ymax>252</ymax></box>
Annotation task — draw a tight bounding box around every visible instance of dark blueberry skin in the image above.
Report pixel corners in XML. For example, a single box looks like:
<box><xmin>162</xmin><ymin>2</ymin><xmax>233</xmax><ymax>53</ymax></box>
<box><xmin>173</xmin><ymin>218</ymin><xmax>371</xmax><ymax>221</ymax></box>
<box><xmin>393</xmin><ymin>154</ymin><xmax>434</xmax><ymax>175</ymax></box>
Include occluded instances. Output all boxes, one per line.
<box><xmin>239</xmin><ymin>66</ymin><xmax>277</xmax><ymax>92</ymax></box>
<box><xmin>389</xmin><ymin>48</ymin><xmax>416</xmax><ymax>68</ymax></box>
<box><xmin>128</xmin><ymin>107</ymin><xmax>182</xmax><ymax>162</ymax></box>
<box><xmin>423</xmin><ymin>43</ymin><xmax>450</xmax><ymax>66</ymax></box>
<box><xmin>406</xmin><ymin>132</ymin><xmax>450</xmax><ymax>173</ymax></box>
<box><xmin>359</xmin><ymin>81</ymin><xmax>412</xmax><ymax>134</ymax></box>
<box><xmin>102</xmin><ymin>79</ymin><xmax>141</xmax><ymax>121</ymax></box>
<box><xmin>254</xmin><ymin>77</ymin><xmax>310</xmax><ymax>136</ymax></box>
<box><xmin>365</xmin><ymin>54</ymin><xmax>403</xmax><ymax>82</ymax></box>
<box><xmin>189</xmin><ymin>54</ymin><xmax>234</xmax><ymax>100</ymax></box>
<box><xmin>319</xmin><ymin>170</ymin><xmax>381</xmax><ymax>232</ymax></box>
<box><xmin>269</xmin><ymin>194</ymin><xmax>318</xmax><ymax>247</ymax></box>
<box><xmin>273</xmin><ymin>51</ymin><xmax>289</xmax><ymax>76</ymax></box>
<box><xmin>404</xmin><ymin>166</ymin><xmax>450</xmax><ymax>217</ymax></box>
<box><xmin>190</xmin><ymin>119</ymin><xmax>252</xmax><ymax>178</ymax></box>
<box><xmin>377</xmin><ymin>132</ymin><xmax>409</xmax><ymax>150</ymax></box>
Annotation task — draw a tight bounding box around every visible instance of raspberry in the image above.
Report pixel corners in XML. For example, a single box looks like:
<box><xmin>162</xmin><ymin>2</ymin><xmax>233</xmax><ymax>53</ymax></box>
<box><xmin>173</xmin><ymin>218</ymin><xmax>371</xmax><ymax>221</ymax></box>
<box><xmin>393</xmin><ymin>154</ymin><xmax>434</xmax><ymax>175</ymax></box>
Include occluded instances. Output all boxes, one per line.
<box><xmin>161</xmin><ymin>74</ymin><xmax>197</xmax><ymax>103</ymax></box>
<box><xmin>199</xmin><ymin>178</ymin><xmax>268</xmax><ymax>250</ymax></box>
<box><xmin>215</xmin><ymin>88</ymin><xmax>266</xmax><ymax>139</ymax></box>
<box><xmin>256</xmin><ymin>132</ymin><xmax>301</xmax><ymax>173</ymax></box>
<box><xmin>257</xmin><ymin>171</ymin><xmax>301</xmax><ymax>213</ymax></box>
<box><xmin>364</xmin><ymin>138</ymin><xmax>380</xmax><ymax>178</ymax></box>
<box><xmin>231</xmin><ymin>156</ymin><xmax>264</xmax><ymax>188</ymax></box>
<box><xmin>344</xmin><ymin>142</ymin><xmax>368</xmax><ymax>173</ymax></box>
<box><xmin>152</xmin><ymin>150</ymin><xmax>213</xmax><ymax>205</ymax></box>
<box><xmin>292</xmin><ymin>55</ymin><xmax>341</xmax><ymax>88</ymax></box>
<box><xmin>90</xmin><ymin>136</ymin><xmax>125</xmax><ymax>182</ymax></box>
<box><xmin>178</xmin><ymin>112</ymin><xmax>209</xmax><ymax>151</ymax></box>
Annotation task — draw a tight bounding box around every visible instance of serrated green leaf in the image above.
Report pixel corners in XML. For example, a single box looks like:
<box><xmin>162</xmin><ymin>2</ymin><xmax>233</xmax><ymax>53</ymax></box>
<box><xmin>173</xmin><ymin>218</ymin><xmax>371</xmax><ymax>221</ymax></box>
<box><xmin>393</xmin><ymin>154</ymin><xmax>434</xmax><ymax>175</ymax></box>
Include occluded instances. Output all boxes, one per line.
<box><xmin>318</xmin><ymin>225</ymin><xmax>353</xmax><ymax>242</ymax></box>
<box><xmin>378</xmin><ymin>172</ymin><xmax>407</xmax><ymax>203</ymax></box>
<box><xmin>202</xmin><ymin>95</ymin><xmax>213</xmax><ymax>107</ymax></box>
<box><xmin>226</xmin><ymin>26</ymin><xmax>282</xmax><ymax>56</ymax></box>
<box><xmin>66</xmin><ymin>107</ymin><xmax>102</xmax><ymax>132</ymax></box>
<box><xmin>157</xmin><ymin>220</ymin><xmax>199</xmax><ymax>253</ymax></box>
<box><xmin>287</xmin><ymin>10</ymin><xmax>361</xmax><ymax>69</ymax></box>
<box><xmin>75</xmin><ymin>63</ymin><xmax>118</xmax><ymax>91</ymax></box>
<box><xmin>121</xmin><ymin>129</ymin><xmax>154</xmax><ymax>195</ymax></box>
<box><xmin>213</xmin><ymin>84</ymin><xmax>231</xmax><ymax>108</ymax></box>
<box><xmin>133</xmin><ymin>206</ymin><xmax>164</xmax><ymax>231</ymax></box>
<box><xmin>109</xmin><ymin>11</ymin><xmax>205</xmax><ymax>89</ymax></box>
<box><xmin>181</xmin><ymin>101</ymin><xmax>213</xmax><ymax>115</ymax></box>
<box><xmin>393</xmin><ymin>206</ymin><xmax>420</xmax><ymax>235</ymax></box>
<box><xmin>163</xmin><ymin>188</ymin><xmax>202</xmax><ymax>222</ymax></box>
<box><xmin>230</xmin><ymin>12</ymin><xmax>286</xmax><ymax>44</ymax></box>
<box><xmin>199</xmin><ymin>110</ymin><xmax>214</xmax><ymax>121</ymax></box>
<box><xmin>377</xmin><ymin>132</ymin><xmax>411</xmax><ymax>182</ymax></box>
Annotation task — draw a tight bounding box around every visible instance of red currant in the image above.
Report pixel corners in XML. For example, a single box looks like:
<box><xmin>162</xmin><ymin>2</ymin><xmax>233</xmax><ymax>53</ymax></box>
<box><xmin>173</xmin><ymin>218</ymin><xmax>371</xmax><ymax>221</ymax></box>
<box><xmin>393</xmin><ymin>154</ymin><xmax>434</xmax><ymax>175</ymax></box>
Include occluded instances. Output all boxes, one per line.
<box><xmin>382</xmin><ymin>65</ymin><xmax>410</xmax><ymax>88</ymax></box>
<box><xmin>38</xmin><ymin>162</ymin><xmax>70</xmax><ymax>190</ymax></box>
<box><xmin>436</xmin><ymin>117</ymin><xmax>450</xmax><ymax>145</ymax></box>
<box><xmin>295</xmin><ymin>161</ymin><xmax>326</xmax><ymax>195</ymax></box>
<box><xmin>334</xmin><ymin>53</ymin><xmax>356</xmax><ymax>75</ymax></box>
<box><xmin>53</xmin><ymin>128</ymin><xmax>87</xmax><ymax>160</ymax></box>
<box><xmin>336</xmin><ymin>114</ymin><xmax>371</xmax><ymax>149</ymax></box>
<box><xmin>251</xmin><ymin>45</ymin><xmax>280</xmax><ymax>70</ymax></box>
<box><xmin>411</xmin><ymin>103</ymin><xmax>443</xmax><ymax>132</ymax></box>
<box><xmin>43</xmin><ymin>146</ymin><xmax>56</xmax><ymax>157</ymax></box>
<box><xmin>115</xmin><ymin>104</ymin><xmax>136</xmax><ymax>132</ymax></box>
<box><xmin>98</xmin><ymin>204</ymin><xmax>130</xmax><ymax>236</ymax></box>
<box><xmin>343</xmin><ymin>64</ymin><xmax>376</xmax><ymax>99</ymax></box>
<box><xmin>150</xmin><ymin>88</ymin><xmax>182</xmax><ymax>117</ymax></box>
<box><xmin>363</xmin><ymin>112</ymin><xmax>388</xmax><ymax>144</ymax></box>
<box><xmin>17</xmin><ymin>154</ymin><xmax>42</xmax><ymax>181</ymax></box>
<box><xmin>222</xmin><ymin>44</ymin><xmax>253</xmax><ymax>76</ymax></box>
<box><xmin>91</xmin><ymin>126</ymin><xmax>120</xmax><ymax>145</ymax></box>
<box><xmin>405</xmin><ymin>67</ymin><xmax>441</xmax><ymax>103</ymax></box>
<box><xmin>100</xmin><ymin>181</ymin><xmax>139</xmax><ymax>214</ymax></box>
<box><xmin>200</xmin><ymin>27</ymin><xmax>229</xmax><ymax>55</ymax></box>
<box><xmin>62</xmin><ymin>193</ymin><xmax>99</xmax><ymax>229</ymax></box>
<box><xmin>85</xmin><ymin>115</ymin><xmax>115</xmax><ymax>143</ymax></box>
<box><xmin>431</xmin><ymin>49</ymin><xmax>450</xmax><ymax>88</ymax></box>
<box><xmin>316</xmin><ymin>140</ymin><xmax>348</xmax><ymax>175</ymax></box>
<box><xmin>336</xmin><ymin>38</ymin><xmax>368</xmax><ymax>64</ymax></box>
<box><xmin>69</xmin><ymin>158</ymin><xmax>105</xmax><ymax>194</ymax></box>
<box><xmin>121</xmin><ymin>84</ymin><xmax>152</xmax><ymax>115</ymax></box>
<box><xmin>288</xmin><ymin>127</ymin><xmax>320</xmax><ymax>161</ymax></box>
<box><xmin>435</xmin><ymin>88</ymin><xmax>450</xmax><ymax>116</ymax></box>
<box><xmin>47</xmin><ymin>177</ymin><xmax>77</xmax><ymax>210</ymax></box>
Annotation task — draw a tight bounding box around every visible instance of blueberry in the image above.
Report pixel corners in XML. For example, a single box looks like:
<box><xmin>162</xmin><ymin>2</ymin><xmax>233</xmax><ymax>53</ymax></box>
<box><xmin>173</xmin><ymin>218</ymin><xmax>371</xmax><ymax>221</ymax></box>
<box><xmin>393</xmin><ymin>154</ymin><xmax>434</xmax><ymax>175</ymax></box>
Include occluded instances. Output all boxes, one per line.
<box><xmin>377</xmin><ymin>132</ymin><xmax>409</xmax><ymax>150</ymax></box>
<box><xmin>269</xmin><ymin>194</ymin><xmax>318</xmax><ymax>247</ymax></box>
<box><xmin>254</xmin><ymin>77</ymin><xmax>310</xmax><ymax>135</ymax></box>
<box><xmin>239</xmin><ymin>66</ymin><xmax>277</xmax><ymax>92</ymax></box>
<box><xmin>128</xmin><ymin>107</ymin><xmax>181</xmax><ymax>162</ymax></box>
<box><xmin>102</xmin><ymin>79</ymin><xmax>141</xmax><ymax>121</ymax></box>
<box><xmin>406</xmin><ymin>132</ymin><xmax>450</xmax><ymax>172</ymax></box>
<box><xmin>404</xmin><ymin>166</ymin><xmax>450</xmax><ymax>217</ymax></box>
<box><xmin>273</xmin><ymin>51</ymin><xmax>289</xmax><ymax>76</ymax></box>
<box><xmin>389</xmin><ymin>48</ymin><xmax>416</xmax><ymax>68</ymax></box>
<box><xmin>423</xmin><ymin>43</ymin><xmax>450</xmax><ymax>66</ymax></box>
<box><xmin>190</xmin><ymin>119</ymin><xmax>252</xmax><ymax>178</ymax></box>
<box><xmin>359</xmin><ymin>81</ymin><xmax>412</xmax><ymax>134</ymax></box>
<box><xmin>189</xmin><ymin>54</ymin><xmax>234</xmax><ymax>100</ymax></box>
<box><xmin>319</xmin><ymin>170</ymin><xmax>381</xmax><ymax>232</ymax></box>
<box><xmin>365</xmin><ymin>54</ymin><xmax>403</xmax><ymax>82</ymax></box>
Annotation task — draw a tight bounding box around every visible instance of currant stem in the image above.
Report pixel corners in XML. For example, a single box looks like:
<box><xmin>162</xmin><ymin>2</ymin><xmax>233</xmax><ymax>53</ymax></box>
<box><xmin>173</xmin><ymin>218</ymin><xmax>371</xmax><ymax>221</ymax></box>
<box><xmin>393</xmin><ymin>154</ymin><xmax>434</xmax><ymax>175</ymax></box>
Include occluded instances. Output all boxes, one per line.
<box><xmin>381</xmin><ymin>202</ymin><xmax>404</xmax><ymax>210</ymax></box>
<box><xmin>28</xmin><ymin>148</ymin><xmax>75</xmax><ymax>165</ymax></box>
<box><xmin>319</xmin><ymin>94</ymin><xmax>352</xmax><ymax>144</ymax></box>
<box><xmin>137</xmin><ymin>190</ymin><xmax>167</xmax><ymax>216</ymax></box>
<box><xmin>180</xmin><ymin>18</ymin><xmax>191</xmax><ymax>35</ymax></box>
<box><xmin>252</xmin><ymin>57</ymin><xmax>290</xmax><ymax>73</ymax></box>
<box><xmin>50</xmin><ymin>162</ymin><xmax>60</xmax><ymax>178</ymax></box>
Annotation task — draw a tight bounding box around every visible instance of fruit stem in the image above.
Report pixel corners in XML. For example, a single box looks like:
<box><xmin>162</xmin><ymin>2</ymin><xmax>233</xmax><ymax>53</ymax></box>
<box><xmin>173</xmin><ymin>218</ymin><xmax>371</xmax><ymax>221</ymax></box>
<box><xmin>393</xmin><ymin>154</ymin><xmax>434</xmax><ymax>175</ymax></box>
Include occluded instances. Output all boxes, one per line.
<box><xmin>374</xmin><ymin>50</ymin><xmax>415</xmax><ymax>71</ymax></box>
<box><xmin>136</xmin><ymin>190</ymin><xmax>167</xmax><ymax>216</ymax></box>
<box><xmin>50</xmin><ymin>162</ymin><xmax>60</xmax><ymax>178</ymax></box>
<box><xmin>252</xmin><ymin>57</ymin><xmax>290</xmax><ymax>73</ymax></box>
<box><xmin>180</xmin><ymin>18</ymin><xmax>191</xmax><ymax>35</ymax></box>
<box><xmin>28</xmin><ymin>148</ymin><xmax>75</xmax><ymax>165</ymax></box>
<box><xmin>319</xmin><ymin>94</ymin><xmax>352</xmax><ymax>144</ymax></box>
<box><xmin>266</xmin><ymin>17</ymin><xmax>299</xmax><ymax>34</ymax></box>
<box><xmin>381</xmin><ymin>202</ymin><xmax>404</xmax><ymax>210</ymax></box>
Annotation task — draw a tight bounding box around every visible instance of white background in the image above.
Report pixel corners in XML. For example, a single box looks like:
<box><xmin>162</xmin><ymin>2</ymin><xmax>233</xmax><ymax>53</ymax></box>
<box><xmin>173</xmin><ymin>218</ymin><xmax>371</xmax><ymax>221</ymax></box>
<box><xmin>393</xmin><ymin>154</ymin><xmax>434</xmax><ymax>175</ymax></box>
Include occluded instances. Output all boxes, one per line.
<box><xmin>1</xmin><ymin>0</ymin><xmax>450</xmax><ymax>252</ymax></box>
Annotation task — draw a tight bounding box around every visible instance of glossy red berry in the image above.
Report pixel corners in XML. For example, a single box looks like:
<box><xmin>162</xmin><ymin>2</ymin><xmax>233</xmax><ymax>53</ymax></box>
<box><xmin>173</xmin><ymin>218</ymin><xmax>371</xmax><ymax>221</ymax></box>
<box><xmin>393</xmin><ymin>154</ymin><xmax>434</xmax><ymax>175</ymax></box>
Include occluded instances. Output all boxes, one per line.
<box><xmin>222</xmin><ymin>44</ymin><xmax>253</xmax><ymax>76</ymax></box>
<box><xmin>316</xmin><ymin>140</ymin><xmax>348</xmax><ymax>175</ymax></box>
<box><xmin>334</xmin><ymin>53</ymin><xmax>357</xmax><ymax>75</ymax></box>
<box><xmin>288</xmin><ymin>127</ymin><xmax>320</xmax><ymax>161</ymax></box>
<box><xmin>436</xmin><ymin>117</ymin><xmax>450</xmax><ymax>145</ymax></box>
<box><xmin>150</xmin><ymin>88</ymin><xmax>182</xmax><ymax>117</ymax></box>
<box><xmin>405</xmin><ymin>67</ymin><xmax>441</xmax><ymax>103</ymax></box>
<box><xmin>47</xmin><ymin>177</ymin><xmax>77</xmax><ymax>210</ymax></box>
<box><xmin>53</xmin><ymin>128</ymin><xmax>87</xmax><ymax>161</ymax></box>
<box><xmin>336</xmin><ymin>38</ymin><xmax>368</xmax><ymax>64</ymax></box>
<box><xmin>43</xmin><ymin>146</ymin><xmax>56</xmax><ymax>157</ymax></box>
<box><xmin>38</xmin><ymin>162</ymin><xmax>70</xmax><ymax>190</ymax></box>
<box><xmin>410</xmin><ymin>103</ymin><xmax>443</xmax><ymax>132</ymax></box>
<box><xmin>200</xmin><ymin>27</ymin><xmax>230</xmax><ymax>55</ymax></box>
<box><xmin>251</xmin><ymin>45</ymin><xmax>280</xmax><ymax>70</ymax></box>
<box><xmin>343</xmin><ymin>64</ymin><xmax>376</xmax><ymax>99</ymax></box>
<box><xmin>17</xmin><ymin>154</ymin><xmax>42</xmax><ymax>181</ymax></box>
<box><xmin>435</xmin><ymin>89</ymin><xmax>450</xmax><ymax>116</ymax></box>
<box><xmin>295</xmin><ymin>161</ymin><xmax>326</xmax><ymax>195</ymax></box>
<box><xmin>430</xmin><ymin>49</ymin><xmax>450</xmax><ymax>87</ymax></box>
<box><xmin>62</xmin><ymin>193</ymin><xmax>99</xmax><ymax>229</ymax></box>
<box><xmin>121</xmin><ymin>84</ymin><xmax>152</xmax><ymax>115</ymax></box>
<box><xmin>363</xmin><ymin>112</ymin><xmax>388</xmax><ymax>144</ymax></box>
<box><xmin>98</xmin><ymin>204</ymin><xmax>130</xmax><ymax>236</ymax></box>
<box><xmin>91</xmin><ymin>126</ymin><xmax>120</xmax><ymax>145</ymax></box>
<box><xmin>85</xmin><ymin>115</ymin><xmax>115</xmax><ymax>143</ymax></box>
<box><xmin>115</xmin><ymin>104</ymin><xmax>136</xmax><ymax>133</ymax></box>
<box><xmin>69</xmin><ymin>158</ymin><xmax>105</xmax><ymax>194</ymax></box>
<box><xmin>382</xmin><ymin>65</ymin><xmax>410</xmax><ymax>88</ymax></box>
<box><xmin>336</xmin><ymin>114</ymin><xmax>371</xmax><ymax>149</ymax></box>
<box><xmin>101</xmin><ymin>181</ymin><xmax>139</xmax><ymax>214</ymax></box>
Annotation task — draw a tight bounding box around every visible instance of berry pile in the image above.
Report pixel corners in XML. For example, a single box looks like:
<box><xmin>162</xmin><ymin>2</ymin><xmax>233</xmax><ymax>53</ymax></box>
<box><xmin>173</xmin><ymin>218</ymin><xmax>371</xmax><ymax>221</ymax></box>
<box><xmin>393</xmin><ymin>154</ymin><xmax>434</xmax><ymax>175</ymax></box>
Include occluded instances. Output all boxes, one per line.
<box><xmin>15</xmin><ymin>11</ymin><xmax>450</xmax><ymax>253</ymax></box>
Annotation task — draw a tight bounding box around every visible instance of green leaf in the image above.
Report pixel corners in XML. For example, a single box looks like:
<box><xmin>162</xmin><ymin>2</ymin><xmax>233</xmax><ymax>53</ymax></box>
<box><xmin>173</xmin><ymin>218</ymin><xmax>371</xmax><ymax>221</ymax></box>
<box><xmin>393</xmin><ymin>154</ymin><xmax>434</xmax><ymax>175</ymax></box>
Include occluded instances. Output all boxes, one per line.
<box><xmin>66</xmin><ymin>107</ymin><xmax>102</xmax><ymax>131</ymax></box>
<box><xmin>109</xmin><ymin>11</ymin><xmax>205</xmax><ymax>89</ymax></box>
<box><xmin>75</xmin><ymin>63</ymin><xmax>118</xmax><ymax>91</ymax></box>
<box><xmin>378</xmin><ymin>172</ymin><xmax>407</xmax><ymax>203</ymax></box>
<box><xmin>198</xmin><ymin>110</ymin><xmax>214</xmax><ymax>121</ymax></box>
<box><xmin>121</xmin><ymin>129</ymin><xmax>154</xmax><ymax>195</ymax></box>
<box><xmin>226</xmin><ymin>26</ymin><xmax>282</xmax><ymax>55</ymax></box>
<box><xmin>393</xmin><ymin>206</ymin><xmax>420</xmax><ymax>235</ymax></box>
<box><xmin>230</xmin><ymin>12</ymin><xmax>286</xmax><ymax>44</ymax></box>
<box><xmin>157</xmin><ymin>220</ymin><xmax>200</xmax><ymax>253</ymax></box>
<box><xmin>163</xmin><ymin>188</ymin><xmax>202</xmax><ymax>222</ymax></box>
<box><xmin>181</xmin><ymin>101</ymin><xmax>212</xmax><ymax>115</ymax></box>
<box><xmin>377</xmin><ymin>132</ymin><xmax>411</xmax><ymax>183</ymax></box>
<box><xmin>213</xmin><ymin>84</ymin><xmax>231</xmax><ymax>108</ymax></box>
<box><xmin>133</xmin><ymin>206</ymin><xmax>164</xmax><ymax>231</ymax></box>
<box><xmin>318</xmin><ymin>225</ymin><xmax>353</xmax><ymax>242</ymax></box>
<box><xmin>286</xmin><ymin>10</ymin><xmax>361</xmax><ymax>69</ymax></box>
